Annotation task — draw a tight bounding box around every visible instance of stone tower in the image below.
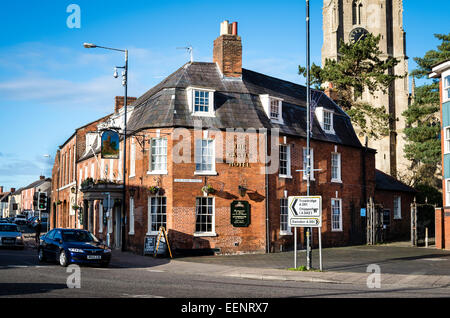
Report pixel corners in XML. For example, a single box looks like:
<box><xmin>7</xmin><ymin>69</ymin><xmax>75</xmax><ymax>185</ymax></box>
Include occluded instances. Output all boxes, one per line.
<box><xmin>322</xmin><ymin>0</ymin><xmax>410</xmax><ymax>178</ymax></box>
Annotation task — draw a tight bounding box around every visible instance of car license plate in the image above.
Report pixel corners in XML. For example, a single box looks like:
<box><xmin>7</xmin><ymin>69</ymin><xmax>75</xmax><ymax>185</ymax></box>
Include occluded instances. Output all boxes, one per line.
<box><xmin>2</xmin><ymin>238</ymin><xmax>14</xmax><ymax>244</ymax></box>
<box><xmin>87</xmin><ymin>255</ymin><xmax>101</xmax><ymax>260</ymax></box>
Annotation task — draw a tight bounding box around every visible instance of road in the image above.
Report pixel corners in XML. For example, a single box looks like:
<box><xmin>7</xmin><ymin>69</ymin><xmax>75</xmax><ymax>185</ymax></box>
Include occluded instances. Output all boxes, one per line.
<box><xmin>1</xmin><ymin>247</ymin><xmax>450</xmax><ymax>299</ymax></box>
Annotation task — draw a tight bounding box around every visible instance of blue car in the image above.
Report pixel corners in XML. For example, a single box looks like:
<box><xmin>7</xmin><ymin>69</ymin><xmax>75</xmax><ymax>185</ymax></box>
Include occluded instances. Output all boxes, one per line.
<box><xmin>38</xmin><ymin>228</ymin><xmax>111</xmax><ymax>267</ymax></box>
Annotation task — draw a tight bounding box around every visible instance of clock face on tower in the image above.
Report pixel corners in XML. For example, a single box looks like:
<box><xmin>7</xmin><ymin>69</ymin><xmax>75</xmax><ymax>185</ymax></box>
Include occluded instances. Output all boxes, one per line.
<box><xmin>349</xmin><ymin>27</ymin><xmax>368</xmax><ymax>44</ymax></box>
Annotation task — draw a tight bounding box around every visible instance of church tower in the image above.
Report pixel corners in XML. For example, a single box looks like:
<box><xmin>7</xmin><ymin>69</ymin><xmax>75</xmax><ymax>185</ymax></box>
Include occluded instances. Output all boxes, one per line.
<box><xmin>322</xmin><ymin>0</ymin><xmax>410</xmax><ymax>178</ymax></box>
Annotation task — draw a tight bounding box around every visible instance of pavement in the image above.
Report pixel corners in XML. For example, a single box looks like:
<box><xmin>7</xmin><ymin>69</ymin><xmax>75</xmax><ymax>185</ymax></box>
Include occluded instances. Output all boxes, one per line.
<box><xmin>109</xmin><ymin>243</ymin><xmax>450</xmax><ymax>289</ymax></box>
<box><xmin>22</xmin><ymin>231</ymin><xmax>450</xmax><ymax>290</ymax></box>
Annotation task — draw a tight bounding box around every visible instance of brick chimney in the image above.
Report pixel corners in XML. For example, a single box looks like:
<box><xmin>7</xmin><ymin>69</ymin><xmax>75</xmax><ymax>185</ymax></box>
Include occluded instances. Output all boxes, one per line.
<box><xmin>0</xmin><ymin>186</ymin><xmax>3</xmax><ymax>193</ymax></box>
<box><xmin>213</xmin><ymin>20</ymin><xmax>242</xmax><ymax>78</ymax></box>
<box><xmin>10</xmin><ymin>188</ymin><xmax>15</xmax><ymax>193</ymax></box>
<box><xmin>324</xmin><ymin>82</ymin><xmax>339</xmax><ymax>102</ymax></box>
<box><xmin>40</xmin><ymin>176</ymin><xmax>45</xmax><ymax>180</ymax></box>
<box><xmin>115</xmin><ymin>96</ymin><xmax>137</xmax><ymax>114</ymax></box>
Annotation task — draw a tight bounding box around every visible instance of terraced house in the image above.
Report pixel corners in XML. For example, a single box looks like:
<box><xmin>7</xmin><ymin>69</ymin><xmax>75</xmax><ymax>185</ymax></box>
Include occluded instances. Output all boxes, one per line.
<box><xmin>51</xmin><ymin>21</ymin><xmax>413</xmax><ymax>255</ymax></box>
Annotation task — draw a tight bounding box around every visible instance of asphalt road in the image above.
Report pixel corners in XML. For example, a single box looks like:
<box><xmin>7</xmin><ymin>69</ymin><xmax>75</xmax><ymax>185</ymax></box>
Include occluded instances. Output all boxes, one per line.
<box><xmin>1</xmin><ymin>247</ymin><xmax>450</xmax><ymax>299</ymax></box>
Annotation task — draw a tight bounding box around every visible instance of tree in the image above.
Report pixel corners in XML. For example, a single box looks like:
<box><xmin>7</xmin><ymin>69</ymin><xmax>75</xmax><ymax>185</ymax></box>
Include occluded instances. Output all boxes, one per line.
<box><xmin>402</xmin><ymin>33</ymin><xmax>450</xmax><ymax>187</ymax></box>
<box><xmin>299</xmin><ymin>33</ymin><xmax>403</xmax><ymax>139</ymax></box>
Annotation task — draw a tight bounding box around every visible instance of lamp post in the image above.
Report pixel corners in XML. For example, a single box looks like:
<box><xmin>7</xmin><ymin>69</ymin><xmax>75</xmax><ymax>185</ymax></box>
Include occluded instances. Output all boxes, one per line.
<box><xmin>83</xmin><ymin>43</ymin><xmax>128</xmax><ymax>252</ymax></box>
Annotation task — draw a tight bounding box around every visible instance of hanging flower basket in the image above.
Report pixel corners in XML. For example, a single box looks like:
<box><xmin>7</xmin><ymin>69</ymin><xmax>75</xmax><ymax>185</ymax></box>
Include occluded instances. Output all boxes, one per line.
<box><xmin>72</xmin><ymin>204</ymin><xmax>80</xmax><ymax>211</ymax></box>
<box><xmin>148</xmin><ymin>186</ymin><xmax>160</xmax><ymax>195</ymax></box>
<box><xmin>202</xmin><ymin>184</ymin><xmax>215</xmax><ymax>195</ymax></box>
<box><xmin>56</xmin><ymin>200</ymin><xmax>62</xmax><ymax>205</ymax></box>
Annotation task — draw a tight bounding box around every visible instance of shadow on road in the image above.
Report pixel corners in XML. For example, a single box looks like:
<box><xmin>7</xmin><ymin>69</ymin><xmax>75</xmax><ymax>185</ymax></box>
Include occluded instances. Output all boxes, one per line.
<box><xmin>0</xmin><ymin>283</ymin><xmax>66</xmax><ymax>296</ymax></box>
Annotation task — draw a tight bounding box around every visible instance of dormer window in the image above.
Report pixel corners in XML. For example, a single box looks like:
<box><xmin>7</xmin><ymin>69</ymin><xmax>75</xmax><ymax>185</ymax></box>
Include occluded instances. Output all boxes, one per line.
<box><xmin>315</xmin><ymin>107</ymin><xmax>335</xmax><ymax>134</ymax></box>
<box><xmin>187</xmin><ymin>87</ymin><xmax>215</xmax><ymax>117</ymax></box>
<box><xmin>260</xmin><ymin>95</ymin><xmax>284</xmax><ymax>124</ymax></box>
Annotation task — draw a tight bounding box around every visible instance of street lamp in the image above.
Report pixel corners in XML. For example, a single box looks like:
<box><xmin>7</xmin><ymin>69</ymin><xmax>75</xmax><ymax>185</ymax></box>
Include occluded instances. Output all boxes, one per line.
<box><xmin>84</xmin><ymin>42</ymin><xmax>128</xmax><ymax>252</ymax></box>
<box><xmin>41</xmin><ymin>154</ymin><xmax>51</xmax><ymax>177</ymax></box>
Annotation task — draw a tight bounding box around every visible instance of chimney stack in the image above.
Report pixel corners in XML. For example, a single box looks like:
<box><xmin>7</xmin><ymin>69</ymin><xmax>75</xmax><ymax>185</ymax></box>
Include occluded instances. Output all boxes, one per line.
<box><xmin>324</xmin><ymin>82</ymin><xmax>339</xmax><ymax>102</ymax></box>
<box><xmin>0</xmin><ymin>186</ymin><xmax>3</xmax><ymax>193</ymax></box>
<box><xmin>115</xmin><ymin>96</ymin><xmax>137</xmax><ymax>114</ymax></box>
<box><xmin>10</xmin><ymin>188</ymin><xmax>15</xmax><ymax>193</ymax></box>
<box><xmin>40</xmin><ymin>176</ymin><xmax>45</xmax><ymax>180</ymax></box>
<box><xmin>213</xmin><ymin>20</ymin><xmax>242</xmax><ymax>78</ymax></box>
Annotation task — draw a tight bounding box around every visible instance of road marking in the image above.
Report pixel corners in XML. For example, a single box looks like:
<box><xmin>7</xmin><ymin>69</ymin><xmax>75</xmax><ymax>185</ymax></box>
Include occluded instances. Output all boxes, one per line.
<box><xmin>147</xmin><ymin>269</ymin><xmax>166</xmax><ymax>273</ymax></box>
<box><xmin>122</xmin><ymin>293</ymin><xmax>164</xmax><ymax>298</ymax></box>
<box><xmin>420</xmin><ymin>258</ymin><xmax>447</xmax><ymax>262</ymax></box>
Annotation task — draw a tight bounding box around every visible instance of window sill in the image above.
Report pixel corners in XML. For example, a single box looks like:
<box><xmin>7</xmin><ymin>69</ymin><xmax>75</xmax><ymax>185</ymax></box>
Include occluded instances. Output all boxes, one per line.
<box><xmin>331</xmin><ymin>179</ymin><xmax>342</xmax><ymax>184</ymax></box>
<box><xmin>331</xmin><ymin>229</ymin><xmax>343</xmax><ymax>232</ymax></box>
<box><xmin>192</xmin><ymin>112</ymin><xmax>216</xmax><ymax>118</ymax></box>
<box><xmin>279</xmin><ymin>174</ymin><xmax>292</xmax><ymax>179</ymax></box>
<box><xmin>129</xmin><ymin>174</ymin><xmax>135</xmax><ymax>179</ymax></box>
<box><xmin>147</xmin><ymin>170</ymin><xmax>168</xmax><ymax>175</ymax></box>
<box><xmin>128</xmin><ymin>232</ymin><xmax>135</xmax><ymax>236</ymax></box>
<box><xmin>194</xmin><ymin>232</ymin><xmax>217</xmax><ymax>237</ymax></box>
<box><xmin>302</xmin><ymin>178</ymin><xmax>316</xmax><ymax>182</ymax></box>
<box><xmin>280</xmin><ymin>231</ymin><xmax>293</xmax><ymax>236</ymax></box>
<box><xmin>393</xmin><ymin>217</ymin><xmax>402</xmax><ymax>220</ymax></box>
<box><xmin>194</xmin><ymin>171</ymin><xmax>218</xmax><ymax>176</ymax></box>
<box><xmin>146</xmin><ymin>232</ymin><xmax>160</xmax><ymax>236</ymax></box>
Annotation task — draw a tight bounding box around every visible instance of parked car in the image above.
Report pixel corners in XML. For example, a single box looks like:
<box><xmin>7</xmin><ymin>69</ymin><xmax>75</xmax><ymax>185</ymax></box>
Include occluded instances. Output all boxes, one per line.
<box><xmin>38</xmin><ymin>228</ymin><xmax>111</xmax><ymax>267</ymax></box>
<box><xmin>0</xmin><ymin>218</ymin><xmax>9</xmax><ymax>223</ymax></box>
<box><xmin>27</xmin><ymin>216</ymin><xmax>37</xmax><ymax>227</ymax></box>
<box><xmin>0</xmin><ymin>223</ymin><xmax>24</xmax><ymax>249</ymax></box>
<box><xmin>14</xmin><ymin>215</ymin><xmax>27</xmax><ymax>225</ymax></box>
<box><xmin>32</xmin><ymin>217</ymin><xmax>48</xmax><ymax>231</ymax></box>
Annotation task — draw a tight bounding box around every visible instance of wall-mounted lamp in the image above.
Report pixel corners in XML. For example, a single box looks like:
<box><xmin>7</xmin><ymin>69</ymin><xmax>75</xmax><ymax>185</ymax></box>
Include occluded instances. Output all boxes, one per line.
<box><xmin>71</xmin><ymin>187</ymin><xmax>76</xmax><ymax>194</ymax></box>
<box><xmin>129</xmin><ymin>187</ymin><xmax>136</xmax><ymax>197</ymax></box>
<box><xmin>238</xmin><ymin>185</ymin><xmax>247</xmax><ymax>197</ymax></box>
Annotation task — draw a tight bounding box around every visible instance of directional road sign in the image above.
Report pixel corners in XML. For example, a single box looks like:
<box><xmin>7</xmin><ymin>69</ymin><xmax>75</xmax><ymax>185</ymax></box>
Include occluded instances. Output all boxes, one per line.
<box><xmin>288</xmin><ymin>196</ymin><xmax>322</xmax><ymax>228</ymax></box>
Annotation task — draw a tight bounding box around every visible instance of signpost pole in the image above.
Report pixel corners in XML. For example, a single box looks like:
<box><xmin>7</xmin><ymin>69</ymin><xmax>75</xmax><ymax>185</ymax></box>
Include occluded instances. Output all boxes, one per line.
<box><xmin>305</xmin><ymin>0</ymin><xmax>312</xmax><ymax>271</ymax></box>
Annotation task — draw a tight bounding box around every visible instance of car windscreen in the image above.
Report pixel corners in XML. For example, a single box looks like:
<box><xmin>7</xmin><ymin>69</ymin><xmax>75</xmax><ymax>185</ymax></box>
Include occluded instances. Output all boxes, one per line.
<box><xmin>0</xmin><ymin>225</ymin><xmax>19</xmax><ymax>232</ymax></box>
<box><xmin>62</xmin><ymin>231</ymin><xmax>98</xmax><ymax>243</ymax></box>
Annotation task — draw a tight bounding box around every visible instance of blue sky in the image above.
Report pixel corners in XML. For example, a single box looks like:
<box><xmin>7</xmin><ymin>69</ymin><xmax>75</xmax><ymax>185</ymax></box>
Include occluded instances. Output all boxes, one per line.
<box><xmin>0</xmin><ymin>0</ymin><xmax>449</xmax><ymax>191</ymax></box>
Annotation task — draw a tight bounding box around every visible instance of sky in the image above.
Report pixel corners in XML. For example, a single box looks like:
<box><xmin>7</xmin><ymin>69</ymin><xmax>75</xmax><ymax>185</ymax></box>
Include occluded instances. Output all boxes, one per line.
<box><xmin>0</xmin><ymin>0</ymin><xmax>449</xmax><ymax>191</ymax></box>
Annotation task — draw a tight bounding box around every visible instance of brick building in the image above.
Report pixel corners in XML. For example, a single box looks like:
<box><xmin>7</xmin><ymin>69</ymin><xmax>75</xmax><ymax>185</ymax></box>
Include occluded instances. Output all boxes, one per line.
<box><xmin>430</xmin><ymin>59</ymin><xmax>450</xmax><ymax>249</ymax></box>
<box><xmin>51</xmin><ymin>20</ymin><xmax>413</xmax><ymax>255</ymax></box>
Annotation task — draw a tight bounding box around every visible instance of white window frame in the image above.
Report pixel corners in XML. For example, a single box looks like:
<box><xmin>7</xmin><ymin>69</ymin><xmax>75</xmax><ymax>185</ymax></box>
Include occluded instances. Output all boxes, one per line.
<box><xmin>444</xmin><ymin>126</ymin><xmax>450</xmax><ymax>154</ymax></box>
<box><xmin>129</xmin><ymin>137</ymin><xmax>136</xmax><ymax>178</ymax></box>
<box><xmin>331</xmin><ymin>198</ymin><xmax>343</xmax><ymax>231</ymax></box>
<box><xmin>302</xmin><ymin>148</ymin><xmax>315</xmax><ymax>181</ymax></box>
<box><xmin>446</xmin><ymin>179</ymin><xmax>450</xmax><ymax>207</ymax></box>
<box><xmin>129</xmin><ymin>197</ymin><xmax>135</xmax><ymax>235</ymax></box>
<box><xmin>393</xmin><ymin>196</ymin><xmax>401</xmax><ymax>220</ymax></box>
<box><xmin>147</xmin><ymin>196</ymin><xmax>167</xmax><ymax>236</ymax></box>
<box><xmin>444</xmin><ymin>75</ymin><xmax>450</xmax><ymax>103</ymax></box>
<box><xmin>187</xmin><ymin>87</ymin><xmax>216</xmax><ymax>117</ymax></box>
<box><xmin>194</xmin><ymin>197</ymin><xmax>216</xmax><ymax>237</ymax></box>
<box><xmin>259</xmin><ymin>95</ymin><xmax>284</xmax><ymax>124</ymax></box>
<box><xmin>99</xmin><ymin>202</ymin><xmax>103</xmax><ymax>233</ymax></box>
<box><xmin>194</xmin><ymin>139</ymin><xmax>217</xmax><ymax>176</ymax></box>
<box><xmin>315</xmin><ymin>107</ymin><xmax>335</xmax><ymax>134</ymax></box>
<box><xmin>148</xmin><ymin>137</ymin><xmax>168</xmax><ymax>175</ymax></box>
<box><xmin>280</xmin><ymin>198</ymin><xmax>292</xmax><ymax>235</ymax></box>
<box><xmin>331</xmin><ymin>152</ymin><xmax>342</xmax><ymax>183</ymax></box>
<box><xmin>279</xmin><ymin>144</ymin><xmax>292</xmax><ymax>178</ymax></box>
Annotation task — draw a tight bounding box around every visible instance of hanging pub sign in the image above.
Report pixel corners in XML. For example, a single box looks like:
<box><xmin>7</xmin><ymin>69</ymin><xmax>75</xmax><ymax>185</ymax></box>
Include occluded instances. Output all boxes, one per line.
<box><xmin>101</xmin><ymin>130</ymin><xmax>120</xmax><ymax>159</ymax></box>
<box><xmin>230</xmin><ymin>201</ymin><xmax>250</xmax><ymax>227</ymax></box>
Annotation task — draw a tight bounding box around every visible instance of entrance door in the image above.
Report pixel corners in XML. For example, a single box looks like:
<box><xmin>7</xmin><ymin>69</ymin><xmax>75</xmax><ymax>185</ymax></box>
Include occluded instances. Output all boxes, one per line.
<box><xmin>114</xmin><ymin>205</ymin><xmax>122</xmax><ymax>249</ymax></box>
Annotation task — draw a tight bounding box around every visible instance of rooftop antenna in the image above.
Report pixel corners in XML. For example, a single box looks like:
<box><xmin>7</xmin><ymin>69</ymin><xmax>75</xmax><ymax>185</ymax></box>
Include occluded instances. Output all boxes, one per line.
<box><xmin>176</xmin><ymin>45</ymin><xmax>193</xmax><ymax>63</ymax></box>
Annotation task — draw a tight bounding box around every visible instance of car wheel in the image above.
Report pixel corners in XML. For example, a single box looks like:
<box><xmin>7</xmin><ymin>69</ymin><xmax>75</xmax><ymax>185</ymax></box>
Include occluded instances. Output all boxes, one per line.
<box><xmin>59</xmin><ymin>250</ymin><xmax>69</xmax><ymax>267</ymax></box>
<box><xmin>38</xmin><ymin>248</ymin><xmax>46</xmax><ymax>262</ymax></box>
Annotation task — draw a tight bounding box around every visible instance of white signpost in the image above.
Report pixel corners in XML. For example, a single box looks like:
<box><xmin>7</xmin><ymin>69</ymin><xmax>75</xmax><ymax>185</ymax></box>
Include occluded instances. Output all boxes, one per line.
<box><xmin>288</xmin><ymin>196</ymin><xmax>323</xmax><ymax>270</ymax></box>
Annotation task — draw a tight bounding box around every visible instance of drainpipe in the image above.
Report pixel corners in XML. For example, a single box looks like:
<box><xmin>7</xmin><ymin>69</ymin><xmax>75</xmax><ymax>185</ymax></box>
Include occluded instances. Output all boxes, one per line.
<box><xmin>265</xmin><ymin>130</ymin><xmax>270</xmax><ymax>254</ymax></box>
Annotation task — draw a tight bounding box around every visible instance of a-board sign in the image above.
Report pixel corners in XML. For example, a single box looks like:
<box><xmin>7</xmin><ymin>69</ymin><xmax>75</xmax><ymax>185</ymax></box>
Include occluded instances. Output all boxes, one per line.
<box><xmin>144</xmin><ymin>235</ymin><xmax>167</xmax><ymax>255</ymax></box>
<box><xmin>288</xmin><ymin>196</ymin><xmax>322</xmax><ymax>227</ymax></box>
<box><xmin>230</xmin><ymin>201</ymin><xmax>250</xmax><ymax>227</ymax></box>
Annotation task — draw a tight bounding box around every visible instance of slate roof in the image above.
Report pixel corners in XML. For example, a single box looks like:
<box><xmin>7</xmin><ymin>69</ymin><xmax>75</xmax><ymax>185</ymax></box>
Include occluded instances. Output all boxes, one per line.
<box><xmin>22</xmin><ymin>178</ymin><xmax>51</xmax><ymax>191</ymax></box>
<box><xmin>127</xmin><ymin>62</ymin><xmax>364</xmax><ymax>149</ymax></box>
<box><xmin>375</xmin><ymin>170</ymin><xmax>416</xmax><ymax>193</ymax></box>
